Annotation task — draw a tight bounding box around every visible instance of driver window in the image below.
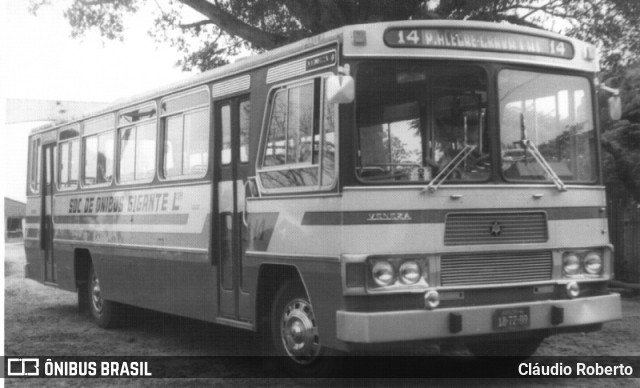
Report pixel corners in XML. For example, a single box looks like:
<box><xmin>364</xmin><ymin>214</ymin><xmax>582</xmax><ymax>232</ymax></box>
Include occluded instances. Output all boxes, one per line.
<box><xmin>359</xmin><ymin>102</ymin><xmax>423</xmax><ymax>179</ymax></box>
<box><xmin>356</xmin><ymin>63</ymin><xmax>489</xmax><ymax>183</ymax></box>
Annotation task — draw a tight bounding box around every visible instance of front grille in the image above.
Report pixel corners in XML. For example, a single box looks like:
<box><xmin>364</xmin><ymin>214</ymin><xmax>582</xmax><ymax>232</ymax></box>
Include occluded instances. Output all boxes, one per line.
<box><xmin>444</xmin><ymin>212</ymin><xmax>548</xmax><ymax>246</ymax></box>
<box><xmin>440</xmin><ymin>251</ymin><xmax>553</xmax><ymax>286</ymax></box>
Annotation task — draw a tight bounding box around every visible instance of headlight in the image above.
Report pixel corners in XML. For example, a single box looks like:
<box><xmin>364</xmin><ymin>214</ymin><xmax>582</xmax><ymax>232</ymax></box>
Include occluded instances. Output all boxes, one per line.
<box><xmin>563</xmin><ymin>253</ymin><xmax>580</xmax><ymax>276</ymax></box>
<box><xmin>371</xmin><ymin>260</ymin><xmax>395</xmax><ymax>287</ymax></box>
<box><xmin>399</xmin><ymin>261</ymin><xmax>421</xmax><ymax>285</ymax></box>
<box><xmin>367</xmin><ymin>257</ymin><xmax>429</xmax><ymax>291</ymax></box>
<box><xmin>583</xmin><ymin>251</ymin><xmax>603</xmax><ymax>275</ymax></box>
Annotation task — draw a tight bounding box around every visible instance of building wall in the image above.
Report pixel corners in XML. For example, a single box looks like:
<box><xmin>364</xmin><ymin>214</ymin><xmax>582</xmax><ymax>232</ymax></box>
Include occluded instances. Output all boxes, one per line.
<box><xmin>5</xmin><ymin>197</ymin><xmax>26</xmax><ymax>238</ymax></box>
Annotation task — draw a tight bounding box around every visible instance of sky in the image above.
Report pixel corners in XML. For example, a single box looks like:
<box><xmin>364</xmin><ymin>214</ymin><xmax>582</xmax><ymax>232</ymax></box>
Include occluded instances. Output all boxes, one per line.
<box><xmin>1</xmin><ymin>0</ymin><xmax>198</xmax><ymax>203</ymax></box>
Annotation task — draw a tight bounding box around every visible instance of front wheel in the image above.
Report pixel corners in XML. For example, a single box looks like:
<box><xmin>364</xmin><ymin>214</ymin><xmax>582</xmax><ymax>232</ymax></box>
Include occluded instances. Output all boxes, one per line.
<box><xmin>88</xmin><ymin>264</ymin><xmax>120</xmax><ymax>328</ymax></box>
<box><xmin>466</xmin><ymin>335</ymin><xmax>545</xmax><ymax>359</ymax></box>
<box><xmin>270</xmin><ymin>281</ymin><xmax>341</xmax><ymax>377</ymax></box>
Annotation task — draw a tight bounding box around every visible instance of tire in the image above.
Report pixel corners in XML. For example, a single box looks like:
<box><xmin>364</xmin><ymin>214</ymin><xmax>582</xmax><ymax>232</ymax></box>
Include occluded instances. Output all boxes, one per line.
<box><xmin>270</xmin><ymin>280</ymin><xmax>342</xmax><ymax>377</ymax></box>
<box><xmin>466</xmin><ymin>335</ymin><xmax>544</xmax><ymax>359</ymax></box>
<box><xmin>88</xmin><ymin>264</ymin><xmax>119</xmax><ymax>328</ymax></box>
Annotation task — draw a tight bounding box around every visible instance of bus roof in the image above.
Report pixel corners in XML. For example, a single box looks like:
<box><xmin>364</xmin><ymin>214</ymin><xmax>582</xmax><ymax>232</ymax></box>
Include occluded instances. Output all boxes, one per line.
<box><xmin>30</xmin><ymin>20</ymin><xmax>597</xmax><ymax>135</ymax></box>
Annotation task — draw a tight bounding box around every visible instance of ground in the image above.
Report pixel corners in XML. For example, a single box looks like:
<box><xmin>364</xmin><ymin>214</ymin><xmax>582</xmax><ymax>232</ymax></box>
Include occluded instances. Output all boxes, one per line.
<box><xmin>4</xmin><ymin>241</ymin><xmax>640</xmax><ymax>387</ymax></box>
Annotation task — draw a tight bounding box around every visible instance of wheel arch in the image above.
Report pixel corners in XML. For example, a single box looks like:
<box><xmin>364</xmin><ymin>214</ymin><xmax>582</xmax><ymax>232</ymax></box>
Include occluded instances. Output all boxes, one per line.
<box><xmin>74</xmin><ymin>248</ymin><xmax>93</xmax><ymax>289</ymax></box>
<box><xmin>255</xmin><ymin>263</ymin><xmax>309</xmax><ymax>332</ymax></box>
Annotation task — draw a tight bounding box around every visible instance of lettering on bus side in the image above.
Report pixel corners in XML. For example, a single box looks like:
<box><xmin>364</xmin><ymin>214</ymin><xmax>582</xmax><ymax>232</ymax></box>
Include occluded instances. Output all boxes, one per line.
<box><xmin>366</xmin><ymin>212</ymin><xmax>412</xmax><ymax>222</ymax></box>
<box><xmin>66</xmin><ymin>192</ymin><xmax>183</xmax><ymax>214</ymax></box>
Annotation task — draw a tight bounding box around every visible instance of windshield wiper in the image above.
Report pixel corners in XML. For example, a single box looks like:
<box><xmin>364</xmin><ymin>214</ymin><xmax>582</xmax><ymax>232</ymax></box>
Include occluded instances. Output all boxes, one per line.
<box><xmin>423</xmin><ymin>144</ymin><xmax>477</xmax><ymax>193</ymax></box>
<box><xmin>519</xmin><ymin>113</ymin><xmax>567</xmax><ymax>192</ymax></box>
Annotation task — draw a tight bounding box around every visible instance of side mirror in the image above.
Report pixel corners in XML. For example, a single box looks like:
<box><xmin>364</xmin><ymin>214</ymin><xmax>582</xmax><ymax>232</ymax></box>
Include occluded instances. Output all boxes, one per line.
<box><xmin>326</xmin><ymin>75</ymin><xmax>354</xmax><ymax>104</ymax></box>
<box><xmin>608</xmin><ymin>95</ymin><xmax>622</xmax><ymax>121</ymax></box>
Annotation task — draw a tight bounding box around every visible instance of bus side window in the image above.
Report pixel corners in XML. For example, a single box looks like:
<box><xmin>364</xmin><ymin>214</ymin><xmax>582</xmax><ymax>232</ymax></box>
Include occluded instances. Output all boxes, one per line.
<box><xmin>83</xmin><ymin>131</ymin><xmax>114</xmax><ymax>186</ymax></box>
<box><xmin>83</xmin><ymin>115</ymin><xmax>115</xmax><ymax>187</ymax></box>
<box><xmin>239</xmin><ymin>99</ymin><xmax>251</xmax><ymax>163</ymax></box>
<box><xmin>58</xmin><ymin>139</ymin><xmax>79</xmax><ymax>190</ymax></box>
<box><xmin>117</xmin><ymin>103</ymin><xmax>157</xmax><ymax>184</ymax></box>
<box><xmin>161</xmin><ymin>88</ymin><xmax>210</xmax><ymax>179</ymax></box>
<box><xmin>258</xmin><ymin>77</ymin><xmax>336</xmax><ymax>191</ymax></box>
<box><xmin>163</xmin><ymin>109</ymin><xmax>209</xmax><ymax>178</ymax></box>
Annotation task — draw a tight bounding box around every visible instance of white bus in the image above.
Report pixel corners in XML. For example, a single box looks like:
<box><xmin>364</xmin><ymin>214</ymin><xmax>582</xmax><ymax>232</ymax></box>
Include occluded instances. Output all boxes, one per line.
<box><xmin>24</xmin><ymin>20</ymin><xmax>622</xmax><ymax>373</ymax></box>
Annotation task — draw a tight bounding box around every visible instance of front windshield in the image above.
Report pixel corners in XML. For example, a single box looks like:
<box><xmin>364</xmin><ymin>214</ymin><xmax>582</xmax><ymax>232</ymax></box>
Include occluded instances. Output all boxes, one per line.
<box><xmin>356</xmin><ymin>62</ymin><xmax>490</xmax><ymax>183</ymax></box>
<box><xmin>498</xmin><ymin>70</ymin><xmax>596</xmax><ymax>183</ymax></box>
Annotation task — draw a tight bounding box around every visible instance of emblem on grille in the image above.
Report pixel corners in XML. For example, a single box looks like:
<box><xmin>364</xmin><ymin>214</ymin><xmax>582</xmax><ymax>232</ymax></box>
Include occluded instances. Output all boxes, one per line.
<box><xmin>490</xmin><ymin>221</ymin><xmax>502</xmax><ymax>236</ymax></box>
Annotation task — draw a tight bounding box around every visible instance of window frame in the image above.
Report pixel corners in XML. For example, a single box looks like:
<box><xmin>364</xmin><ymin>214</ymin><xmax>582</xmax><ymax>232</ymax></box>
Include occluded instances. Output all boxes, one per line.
<box><xmin>353</xmin><ymin>60</ymin><xmax>491</xmax><ymax>185</ymax></box>
<box><xmin>57</xmin><ymin>125</ymin><xmax>81</xmax><ymax>191</ymax></box>
<box><xmin>159</xmin><ymin>87</ymin><xmax>211</xmax><ymax>181</ymax></box>
<box><xmin>256</xmin><ymin>73</ymin><xmax>339</xmax><ymax>194</ymax></box>
<box><xmin>81</xmin><ymin>114</ymin><xmax>115</xmax><ymax>188</ymax></box>
<box><xmin>29</xmin><ymin>136</ymin><xmax>41</xmax><ymax>194</ymax></box>
<box><xmin>496</xmin><ymin>66</ymin><xmax>598</xmax><ymax>185</ymax></box>
<box><xmin>116</xmin><ymin>102</ymin><xmax>158</xmax><ymax>185</ymax></box>
<box><xmin>238</xmin><ymin>98</ymin><xmax>251</xmax><ymax>164</ymax></box>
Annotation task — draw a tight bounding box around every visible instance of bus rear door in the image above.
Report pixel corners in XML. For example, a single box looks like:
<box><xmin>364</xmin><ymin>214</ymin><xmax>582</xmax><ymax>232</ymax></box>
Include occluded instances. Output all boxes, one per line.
<box><xmin>40</xmin><ymin>142</ymin><xmax>56</xmax><ymax>283</ymax></box>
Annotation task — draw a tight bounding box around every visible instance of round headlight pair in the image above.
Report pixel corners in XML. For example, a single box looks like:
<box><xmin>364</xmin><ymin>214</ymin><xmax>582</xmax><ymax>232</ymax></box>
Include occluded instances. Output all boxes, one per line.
<box><xmin>562</xmin><ymin>251</ymin><xmax>603</xmax><ymax>276</ymax></box>
<box><xmin>371</xmin><ymin>260</ymin><xmax>423</xmax><ymax>287</ymax></box>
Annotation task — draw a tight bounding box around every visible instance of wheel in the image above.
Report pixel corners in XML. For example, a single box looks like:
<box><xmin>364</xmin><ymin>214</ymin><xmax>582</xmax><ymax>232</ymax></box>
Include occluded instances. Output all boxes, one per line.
<box><xmin>270</xmin><ymin>281</ymin><xmax>342</xmax><ymax>377</ymax></box>
<box><xmin>88</xmin><ymin>264</ymin><xmax>120</xmax><ymax>328</ymax></box>
<box><xmin>466</xmin><ymin>335</ymin><xmax>544</xmax><ymax>359</ymax></box>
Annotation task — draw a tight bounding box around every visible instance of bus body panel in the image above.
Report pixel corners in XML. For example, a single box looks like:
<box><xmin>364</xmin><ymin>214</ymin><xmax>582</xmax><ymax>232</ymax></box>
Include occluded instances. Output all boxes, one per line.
<box><xmin>25</xmin><ymin>183</ymin><xmax>218</xmax><ymax>322</ymax></box>
<box><xmin>98</xmin><ymin>248</ymin><xmax>217</xmax><ymax>321</ymax></box>
<box><xmin>22</xmin><ymin>20</ymin><xmax>621</xmax><ymax>360</ymax></box>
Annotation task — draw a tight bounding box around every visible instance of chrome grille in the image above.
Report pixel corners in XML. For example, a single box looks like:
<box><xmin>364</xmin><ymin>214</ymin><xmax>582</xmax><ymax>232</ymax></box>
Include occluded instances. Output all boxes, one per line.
<box><xmin>444</xmin><ymin>212</ymin><xmax>547</xmax><ymax>246</ymax></box>
<box><xmin>440</xmin><ymin>251</ymin><xmax>552</xmax><ymax>286</ymax></box>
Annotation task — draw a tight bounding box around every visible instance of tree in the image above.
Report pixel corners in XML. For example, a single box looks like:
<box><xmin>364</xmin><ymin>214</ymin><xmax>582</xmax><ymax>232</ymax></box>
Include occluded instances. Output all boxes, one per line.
<box><xmin>599</xmin><ymin>61</ymin><xmax>640</xmax><ymax>202</ymax></box>
<box><xmin>29</xmin><ymin>0</ymin><xmax>640</xmax><ymax>72</ymax></box>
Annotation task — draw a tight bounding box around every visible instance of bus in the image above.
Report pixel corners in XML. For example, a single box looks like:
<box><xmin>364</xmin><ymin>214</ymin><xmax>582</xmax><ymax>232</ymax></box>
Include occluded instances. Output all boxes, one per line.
<box><xmin>24</xmin><ymin>20</ymin><xmax>622</xmax><ymax>372</ymax></box>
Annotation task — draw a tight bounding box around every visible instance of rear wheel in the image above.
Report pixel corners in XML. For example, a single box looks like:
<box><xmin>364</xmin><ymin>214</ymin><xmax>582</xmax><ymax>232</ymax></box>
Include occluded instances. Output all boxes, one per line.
<box><xmin>270</xmin><ymin>281</ymin><xmax>341</xmax><ymax>377</ymax></box>
<box><xmin>88</xmin><ymin>264</ymin><xmax>119</xmax><ymax>328</ymax></box>
<box><xmin>466</xmin><ymin>335</ymin><xmax>544</xmax><ymax>358</ymax></box>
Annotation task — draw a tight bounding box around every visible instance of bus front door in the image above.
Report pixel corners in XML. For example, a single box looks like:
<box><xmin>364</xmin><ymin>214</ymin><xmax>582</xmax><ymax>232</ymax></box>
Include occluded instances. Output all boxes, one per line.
<box><xmin>215</xmin><ymin>97</ymin><xmax>251</xmax><ymax>320</ymax></box>
<box><xmin>41</xmin><ymin>143</ymin><xmax>56</xmax><ymax>283</ymax></box>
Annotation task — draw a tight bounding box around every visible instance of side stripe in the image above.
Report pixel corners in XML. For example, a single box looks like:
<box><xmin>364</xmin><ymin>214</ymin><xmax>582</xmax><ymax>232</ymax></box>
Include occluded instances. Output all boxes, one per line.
<box><xmin>53</xmin><ymin>213</ymin><xmax>189</xmax><ymax>225</ymax></box>
<box><xmin>301</xmin><ymin>207</ymin><xmax>603</xmax><ymax>225</ymax></box>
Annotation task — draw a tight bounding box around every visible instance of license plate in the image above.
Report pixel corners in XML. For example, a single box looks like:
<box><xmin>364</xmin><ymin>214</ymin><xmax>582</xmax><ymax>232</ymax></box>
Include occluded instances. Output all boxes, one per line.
<box><xmin>493</xmin><ymin>307</ymin><xmax>530</xmax><ymax>331</ymax></box>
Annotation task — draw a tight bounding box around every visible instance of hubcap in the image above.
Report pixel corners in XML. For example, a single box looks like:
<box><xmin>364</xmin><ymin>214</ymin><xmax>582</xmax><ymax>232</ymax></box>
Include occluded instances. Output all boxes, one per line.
<box><xmin>280</xmin><ymin>298</ymin><xmax>321</xmax><ymax>364</ymax></box>
<box><xmin>90</xmin><ymin>273</ymin><xmax>103</xmax><ymax>314</ymax></box>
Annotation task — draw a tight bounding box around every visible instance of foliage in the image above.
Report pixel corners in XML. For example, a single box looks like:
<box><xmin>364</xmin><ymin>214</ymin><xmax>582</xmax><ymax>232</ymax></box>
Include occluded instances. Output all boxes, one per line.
<box><xmin>598</xmin><ymin>61</ymin><xmax>640</xmax><ymax>202</ymax></box>
<box><xmin>601</xmin><ymin>121</ymin><xmax>640</xmax><ymax>202</ymax></box>
<box><xmin>29</xmin><ymin>0</ymin><xmax>640</xmax><ymax>72</ymax></box>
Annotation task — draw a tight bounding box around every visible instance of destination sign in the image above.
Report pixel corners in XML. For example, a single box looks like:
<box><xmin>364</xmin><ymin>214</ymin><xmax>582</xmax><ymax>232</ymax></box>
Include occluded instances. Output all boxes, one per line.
<box><xmin>384</xmin><ymin>28</ymin><xmax>574</xmax><ymax>59</ymax></box>
<box><xmin>305</xmin><ymin>51</ymin><xmax>336</xmax><ymax>71</ymax></box>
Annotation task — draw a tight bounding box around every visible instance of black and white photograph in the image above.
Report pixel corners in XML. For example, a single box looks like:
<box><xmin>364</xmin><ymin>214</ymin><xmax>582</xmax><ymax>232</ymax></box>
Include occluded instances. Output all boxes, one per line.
<box><xmin>3</xmin><ymin>0</ymin><xmax>640</xmax><ymax>386</ymax></box>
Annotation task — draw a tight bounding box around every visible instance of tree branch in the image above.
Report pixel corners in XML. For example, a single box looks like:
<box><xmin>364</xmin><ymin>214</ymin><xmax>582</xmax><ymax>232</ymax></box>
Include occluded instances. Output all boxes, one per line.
<box><xmin>179</xmin><ymin>19</ymin><xmax>214</xmax><ymax>29</ymax></box>
<box><xmin>79</xmin><ymin>0</ymin><xmax>122</xmax><ymax>6</ymax></box>
<box><xmin>178</xmin><ymin>0</ymin><xmax>285</xmax><ymax>49</ymax></box>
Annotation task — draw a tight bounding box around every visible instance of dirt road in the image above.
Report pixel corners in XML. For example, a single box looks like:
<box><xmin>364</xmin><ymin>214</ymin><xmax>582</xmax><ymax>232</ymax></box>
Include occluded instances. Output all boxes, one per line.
<box><xmin>5</xmin><ymin>242</ymin><xmax>640</xmax><ymax>386</ymax></box>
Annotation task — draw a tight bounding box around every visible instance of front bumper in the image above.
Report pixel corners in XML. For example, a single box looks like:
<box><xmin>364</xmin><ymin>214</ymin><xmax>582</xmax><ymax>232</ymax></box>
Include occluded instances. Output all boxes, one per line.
<box><xmin>336</xmin><ymin>293</ymin><xmax>621</xmax><ymax>343</ymax></box>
